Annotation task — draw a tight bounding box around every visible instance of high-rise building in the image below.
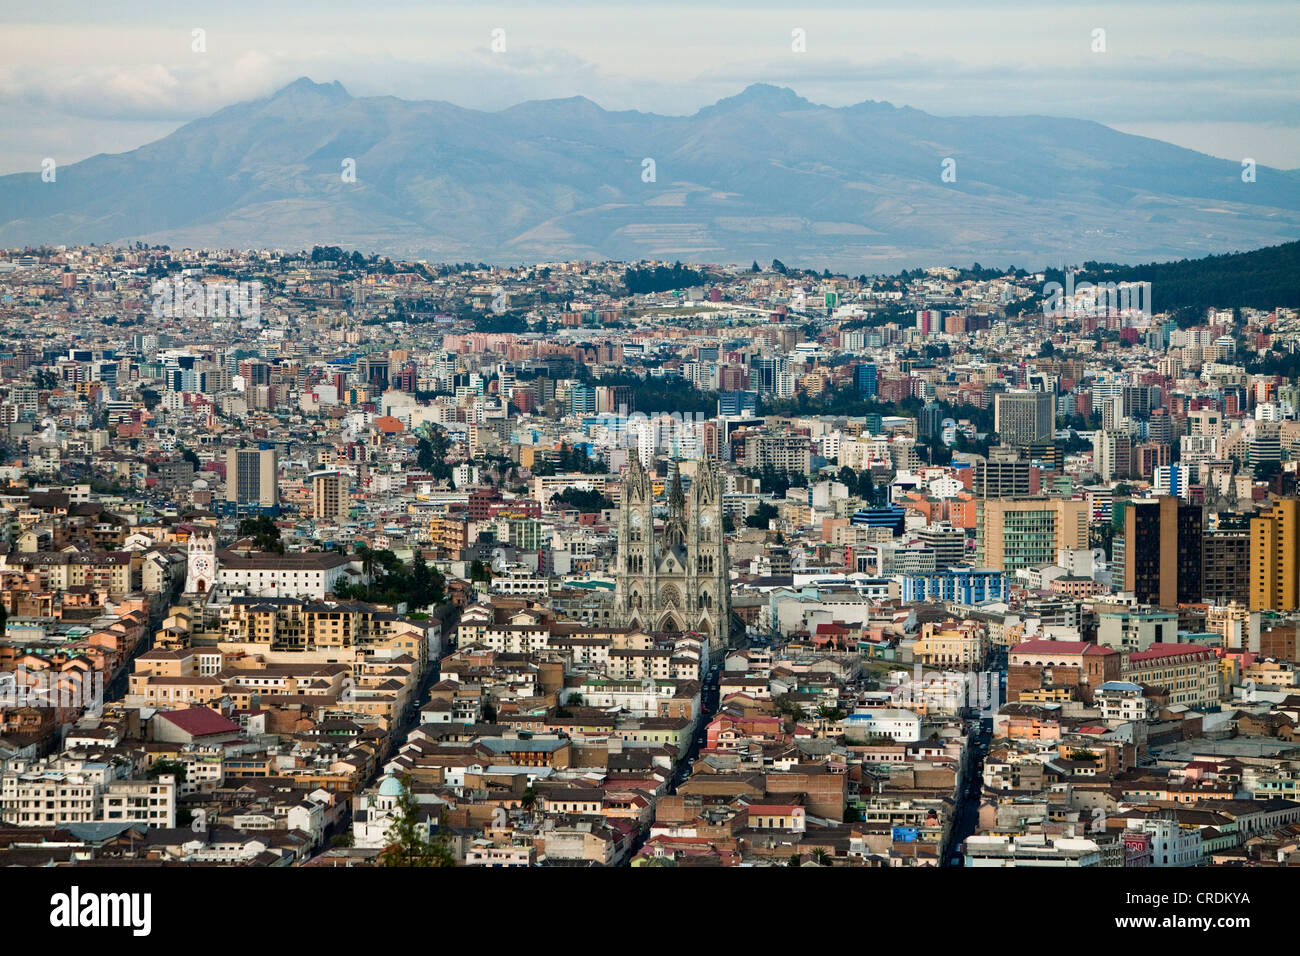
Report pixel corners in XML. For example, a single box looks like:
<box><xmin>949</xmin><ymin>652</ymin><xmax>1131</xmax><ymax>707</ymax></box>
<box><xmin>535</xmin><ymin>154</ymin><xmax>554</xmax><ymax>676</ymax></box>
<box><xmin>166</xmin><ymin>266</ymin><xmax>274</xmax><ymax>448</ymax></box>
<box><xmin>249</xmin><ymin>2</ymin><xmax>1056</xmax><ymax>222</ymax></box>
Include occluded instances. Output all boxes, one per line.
<box><xmin>1202</xmin><ymin>528</ymin><xmax>1250</xmax><ymax>606</ymax></box>
<box><xmin>226</xmin><ymin>447</ymin><xmax>279</xmax><ymax>510</ymax></box>
<box><xmin>919</xmin><ymin>401</ymin><xmax>944</xmax><ymax>439</ymax></box>
<box><xmin>977</xmin><ymin>498</ymin><xmax>1088</xmax><ymax>574</ymax></box>
<box><xmin>717</xmin><ymin>391</ymin><xmax>758</xmax><ymax>418</ymax></box>
<box><xmin>855</xmin><ymin>363</ymin><xmax>878</xmax><ymax>399</ymax></box>
<box><xmin>1250</xmin><ymin>422</ymin><xmax>1282</xmax><ymax>478</ymax></box>
<box><xmin>356</xmin><ymin>354</ymin><xmax>389</xmax><ymax>391</ymax></box>
<box><xmin>1251</xmin><ymin>499</ymin><xmax>1300</xmax><ymax>612</ymax></box>
<box><xmin>311</xmin><ymin>470</ymin><xmax>347</xmax><ymax>522</ymax></box>
<box><xmin>568</xmin><ymin>385</ymin><xmax>597</xmax><ymax>417</ymax></box>
<box><xmin>1093</xmin><ymin>431</ymin><xmax>1134</xmax><ymax>482</ymax></box>
<box><xmin>750</xmin><ymin>356</ymin><xmax>793</xmax><ymax>399</ymax></box>
<box><xmin>916</xmin><ymin>523</ymin><xmax>967</xmax><ymax>569</ymax></box>
<box><xmin>973</xmin><ymin>447</ymin><xmax>1036</xmax><ymax>498</ymax></box>
<box><xmin>1112</xmin><ymin>497</ymin><xmax>1202</xmax><ymax>607</ymax></box>
<box><xmin>995</xmin><ymin>390</ymin><xmax>1054</xmax><ymax>447</ymax></box>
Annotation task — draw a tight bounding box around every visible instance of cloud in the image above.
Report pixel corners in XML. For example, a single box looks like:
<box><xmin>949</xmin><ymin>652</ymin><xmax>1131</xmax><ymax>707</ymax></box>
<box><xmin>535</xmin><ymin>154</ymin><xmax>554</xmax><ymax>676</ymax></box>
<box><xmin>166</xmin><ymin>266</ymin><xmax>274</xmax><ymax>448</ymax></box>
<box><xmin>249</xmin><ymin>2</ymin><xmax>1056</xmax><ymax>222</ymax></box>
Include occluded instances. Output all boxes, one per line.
<box><xmin>0</xmin><ymin>52</ymin><xmax>289</xmax><ymax>121</ymax></box>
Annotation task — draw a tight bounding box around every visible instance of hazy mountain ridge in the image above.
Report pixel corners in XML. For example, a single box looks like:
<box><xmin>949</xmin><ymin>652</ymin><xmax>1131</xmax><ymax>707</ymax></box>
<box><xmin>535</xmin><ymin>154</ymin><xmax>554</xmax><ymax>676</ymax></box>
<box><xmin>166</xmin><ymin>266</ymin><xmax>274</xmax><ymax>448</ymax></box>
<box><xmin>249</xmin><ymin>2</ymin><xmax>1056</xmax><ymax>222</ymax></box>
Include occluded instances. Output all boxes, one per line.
<box><xmin>2</xmin><ymin>79</ymin><xmax>1298</xmax><ymax>271</ymax></box>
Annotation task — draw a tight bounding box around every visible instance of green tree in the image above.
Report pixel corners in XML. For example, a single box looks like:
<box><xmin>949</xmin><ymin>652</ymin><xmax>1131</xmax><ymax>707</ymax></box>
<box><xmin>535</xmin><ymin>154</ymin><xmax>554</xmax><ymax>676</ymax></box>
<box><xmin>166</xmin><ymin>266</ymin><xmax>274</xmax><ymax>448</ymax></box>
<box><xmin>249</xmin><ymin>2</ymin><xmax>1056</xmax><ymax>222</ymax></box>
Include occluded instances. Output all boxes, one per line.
<box><xmin>551</xmin><ymin>487</ymin><xmax>613</xmax><ymax>513</ymax></box>
<box><xmin>745</xmin><ymin>502</ymin><xmax>778</xmax><ymax>528</ymax></box>
<box><xmin>238</xmin><ymin>515</ymin><xmax>284</xmax><ymax>554</ymax></box>
<box><xmin>147</xmin><ymin>759</ymin><xmax>187</xmax><ymax>782</ymax></box>
<box><xmin>410</xmin><ymin>550</ymin><xmax>444</xmax><ymax>610</ymax></box>
<box><xmin>416</xmin><ymin>437</ymin><xmax>436</xmax><ymax>472</ymax></box>
<box><xmin>379</xmin><ymin>775</ymin><xmax>456</xmax><ymax>867</ymax></box>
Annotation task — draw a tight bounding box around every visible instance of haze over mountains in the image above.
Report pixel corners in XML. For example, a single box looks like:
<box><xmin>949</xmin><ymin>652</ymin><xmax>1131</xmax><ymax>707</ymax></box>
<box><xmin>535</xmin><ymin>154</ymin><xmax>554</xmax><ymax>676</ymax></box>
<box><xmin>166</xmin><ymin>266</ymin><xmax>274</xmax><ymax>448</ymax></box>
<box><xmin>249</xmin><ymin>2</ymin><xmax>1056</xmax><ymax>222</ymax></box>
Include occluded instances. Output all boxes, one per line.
<box><xmin>2</xmin><ymin>78</ymin><xmax>1298</xmax><ymax>272</ymax></box>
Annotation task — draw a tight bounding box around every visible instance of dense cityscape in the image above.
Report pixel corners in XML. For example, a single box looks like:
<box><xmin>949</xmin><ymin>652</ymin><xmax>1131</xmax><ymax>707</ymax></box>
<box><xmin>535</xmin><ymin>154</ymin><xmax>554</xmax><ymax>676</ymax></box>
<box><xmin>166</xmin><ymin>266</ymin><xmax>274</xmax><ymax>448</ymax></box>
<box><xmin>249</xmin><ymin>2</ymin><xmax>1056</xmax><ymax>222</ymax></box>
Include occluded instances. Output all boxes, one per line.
<box><xmin>0</xmin><ymin>241</ymin><xmax>1298</xmax><ymax>875</ymax></box>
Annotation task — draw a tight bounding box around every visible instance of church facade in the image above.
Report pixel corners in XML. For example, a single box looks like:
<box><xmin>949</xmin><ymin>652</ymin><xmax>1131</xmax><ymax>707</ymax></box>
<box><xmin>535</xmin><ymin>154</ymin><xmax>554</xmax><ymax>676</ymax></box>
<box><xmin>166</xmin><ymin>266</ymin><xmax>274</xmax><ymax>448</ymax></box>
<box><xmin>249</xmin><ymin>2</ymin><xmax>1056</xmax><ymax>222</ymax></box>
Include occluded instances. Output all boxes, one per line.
<box><xmin>613</xmin><ymin>455</ymin><xmax>730</xmax><ymax>645</ymax></box>
<box><xmin>185</xmin><ymin>526</ymin><xmax>218</xmax><ymax>594</ymax></box>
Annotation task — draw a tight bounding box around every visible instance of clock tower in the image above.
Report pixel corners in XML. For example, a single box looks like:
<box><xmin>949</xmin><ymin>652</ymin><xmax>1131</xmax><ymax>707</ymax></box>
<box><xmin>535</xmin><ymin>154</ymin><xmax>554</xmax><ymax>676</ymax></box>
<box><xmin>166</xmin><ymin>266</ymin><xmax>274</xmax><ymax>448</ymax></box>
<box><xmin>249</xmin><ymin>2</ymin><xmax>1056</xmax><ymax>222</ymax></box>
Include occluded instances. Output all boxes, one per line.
<box><xmin>186</xmin><ymin>526</ymin><xmax>218</xmax><ymax>594</ymax></box>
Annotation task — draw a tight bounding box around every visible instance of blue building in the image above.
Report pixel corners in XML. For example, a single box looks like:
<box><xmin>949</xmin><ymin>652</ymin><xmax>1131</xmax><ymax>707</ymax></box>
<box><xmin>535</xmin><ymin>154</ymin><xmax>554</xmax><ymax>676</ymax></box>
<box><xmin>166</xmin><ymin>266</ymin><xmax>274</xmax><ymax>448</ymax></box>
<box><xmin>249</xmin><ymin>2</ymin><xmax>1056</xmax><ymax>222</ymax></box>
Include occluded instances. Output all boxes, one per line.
<box><xmin>899</xmin><ymin>566</ymin><xmax>1007</xmax><ymax>604</ymax></box>
<box><xmin>568</xmin><ymin>385</ymin><xmax>596</xmax><ymax>416</ymax></box>
<box><xmin>718</xmin><ymin>390</ymin><xmax>758</xmax><ymax>417</ymax></box>
<box><xmin>851</xmin><ymin>506</ymin><xmax>906</xmax><ymax>535</ymax></box>
<box><xmin>855</xmin><ymin>362</ymin><xmax>878</xmax><ymax>399</ymax></box>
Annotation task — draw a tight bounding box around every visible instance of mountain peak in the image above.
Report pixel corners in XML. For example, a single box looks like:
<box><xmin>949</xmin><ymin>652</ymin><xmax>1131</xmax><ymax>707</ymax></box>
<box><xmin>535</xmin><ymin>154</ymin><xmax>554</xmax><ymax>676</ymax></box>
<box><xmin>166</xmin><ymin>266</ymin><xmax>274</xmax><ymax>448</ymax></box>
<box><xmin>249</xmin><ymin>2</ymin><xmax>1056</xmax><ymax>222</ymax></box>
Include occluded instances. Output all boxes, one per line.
<box><xmin>700</xmin><ymin>84</ymin><xmax>815</xmax><ymax>115</ymax></box>
<box><xmin>0</xmin><ymin>80</ymin><xmax>1295</xmax><ymax>272</ymax></box>
<box><xmin>269</xmin><ymin>77</ymin><xmax>352</xmax><ymax>102</ymax></box>
<box><xmin>501</xmin><ymin>94</ymin><xmax>605</xmax><ymax>118</ymax></box>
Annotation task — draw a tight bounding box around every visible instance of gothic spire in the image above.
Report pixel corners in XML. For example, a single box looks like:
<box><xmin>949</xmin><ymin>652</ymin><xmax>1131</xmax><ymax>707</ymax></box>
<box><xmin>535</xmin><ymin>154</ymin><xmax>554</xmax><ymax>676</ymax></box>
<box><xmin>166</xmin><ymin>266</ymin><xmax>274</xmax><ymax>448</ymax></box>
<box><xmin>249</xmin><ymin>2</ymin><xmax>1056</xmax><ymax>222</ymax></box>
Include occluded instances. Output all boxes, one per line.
<box><xmin>669</xmin><ymin>459</ymin><xmax>686</xmax><ymax>513</ymax></box>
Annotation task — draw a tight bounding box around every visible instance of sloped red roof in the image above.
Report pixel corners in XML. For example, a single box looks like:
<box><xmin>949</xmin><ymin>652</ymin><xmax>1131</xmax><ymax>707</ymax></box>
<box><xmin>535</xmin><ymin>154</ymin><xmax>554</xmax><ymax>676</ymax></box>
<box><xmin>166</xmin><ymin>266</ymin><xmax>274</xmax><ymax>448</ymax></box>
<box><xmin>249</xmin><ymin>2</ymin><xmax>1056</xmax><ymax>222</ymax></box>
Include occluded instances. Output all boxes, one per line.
<box><xmin>155</xmin><ymin>706</ymin><xmax>241</xmax><ymax>738</ymax></box>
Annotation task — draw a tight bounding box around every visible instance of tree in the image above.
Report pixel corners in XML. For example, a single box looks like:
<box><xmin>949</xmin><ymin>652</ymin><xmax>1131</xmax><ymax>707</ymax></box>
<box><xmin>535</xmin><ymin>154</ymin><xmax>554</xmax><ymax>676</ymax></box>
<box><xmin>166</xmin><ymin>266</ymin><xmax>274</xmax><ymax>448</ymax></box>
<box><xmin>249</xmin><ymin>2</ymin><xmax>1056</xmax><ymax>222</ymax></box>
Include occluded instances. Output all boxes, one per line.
<box><xmin>623</xmin><ymin>261</ymin><xmax>706</xmax><ymax>295</ymax></box>
<box><xmin>410</xmin><ymin>551</ymin><xmax>436</xmax><ymax>610</ymax></box>
<box><xmin>550</xmin><ymin>487</ymin><xmax>613</xmax><ymax>513</ymax></box>
<box><xmin>745</xmin><ymin>502</ymin><xmax>778</xmax><ymax>528</ymax></box>
<box><xmin>147</xmin><ymin>759</ymin><xmax>187</xmax><ymax>782</ymax></box>
<box><xmin>379</xmin><ymin>775</ymin><xmax>456</xmax><ymax>867</ymax></box>
<box><xmin>352</xmin><ymin>542</ymin><xmax>376</xmax><ymax>582</ymax></box>
<box><xmin>238</xmin><ymin>515</ymin><xmax>283</xmax><ymax>554</ymax></box>
<box><xmin>416</xmin><ymin>437</ymin><xmax>436</xmax><ymax>472</ymax></box>
<box><xmin>1254</xmin><ymin>459</ymin><xmax>1282</xmax><ymax>483</ymax></box>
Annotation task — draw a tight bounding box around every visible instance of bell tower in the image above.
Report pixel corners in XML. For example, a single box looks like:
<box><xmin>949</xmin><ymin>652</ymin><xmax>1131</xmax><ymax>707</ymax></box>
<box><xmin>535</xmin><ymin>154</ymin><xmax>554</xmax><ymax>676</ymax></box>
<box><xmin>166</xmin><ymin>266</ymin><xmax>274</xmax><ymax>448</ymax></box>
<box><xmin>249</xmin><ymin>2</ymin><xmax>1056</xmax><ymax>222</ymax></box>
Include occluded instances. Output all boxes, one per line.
<box><xmin>689</xmin><ymin>454</ymin><xmax>730</xmax><ymax>646</ymax></box>
<box><xmin>614</xmin><ymin>454</ymin><xmax>655</xmax><ymax>630</ymax></box>
<box><xmin>186</xmin><ymin>526</ymin><xmax>218</xmax><ymax>594</ymax></box>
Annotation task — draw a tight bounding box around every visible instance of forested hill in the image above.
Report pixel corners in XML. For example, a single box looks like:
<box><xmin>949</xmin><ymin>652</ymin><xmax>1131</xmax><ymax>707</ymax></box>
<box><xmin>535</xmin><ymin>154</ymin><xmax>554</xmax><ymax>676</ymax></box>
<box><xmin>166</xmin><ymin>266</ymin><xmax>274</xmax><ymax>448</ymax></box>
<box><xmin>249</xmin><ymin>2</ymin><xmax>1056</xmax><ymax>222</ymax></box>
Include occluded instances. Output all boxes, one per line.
<box><xmin>1042</xmin><ymin>240</ymin><xmax>1300</xmax><ymax>314</ymax></box>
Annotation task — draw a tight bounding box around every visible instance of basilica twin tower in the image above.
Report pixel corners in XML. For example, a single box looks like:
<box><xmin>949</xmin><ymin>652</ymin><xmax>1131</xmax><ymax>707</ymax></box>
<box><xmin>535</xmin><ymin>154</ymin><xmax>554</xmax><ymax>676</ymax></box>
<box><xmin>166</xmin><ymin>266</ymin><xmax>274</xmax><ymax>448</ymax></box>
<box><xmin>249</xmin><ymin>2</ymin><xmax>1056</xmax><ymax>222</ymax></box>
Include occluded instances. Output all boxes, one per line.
<box><xmin>613</xmin><ymin>454</ymin><xmax>731</xmax><ymax>645</ymax></box>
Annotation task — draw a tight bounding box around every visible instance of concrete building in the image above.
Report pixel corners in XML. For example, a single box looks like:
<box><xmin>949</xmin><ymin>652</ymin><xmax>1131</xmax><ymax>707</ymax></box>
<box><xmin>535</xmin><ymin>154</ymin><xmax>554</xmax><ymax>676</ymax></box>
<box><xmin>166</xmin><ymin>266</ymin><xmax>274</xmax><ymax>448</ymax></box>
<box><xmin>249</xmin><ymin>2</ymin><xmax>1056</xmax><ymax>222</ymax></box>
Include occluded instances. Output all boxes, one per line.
<box><xmin>1251</xmin><ymin>499</ymin><xmax>1300</xmax><ymax>612</ymax></box>
<box><xmin>311</xmin><ymin>470</ymin><xmax>347</xmax><ymax>522</ymax></box>
<box><xmin>226</xmin><ymin>446</ymin><xmax>279</xmax><ymax>510</ymax></box>
<box><xmin>995</xmin><ymin>390</ymin><xmax>1054</xmax><ymax>447</ymax></box>
<box><xmin>977</xmin><ymin>498</ymin><xmax>1088</xmax><ymax>574</ymax></box>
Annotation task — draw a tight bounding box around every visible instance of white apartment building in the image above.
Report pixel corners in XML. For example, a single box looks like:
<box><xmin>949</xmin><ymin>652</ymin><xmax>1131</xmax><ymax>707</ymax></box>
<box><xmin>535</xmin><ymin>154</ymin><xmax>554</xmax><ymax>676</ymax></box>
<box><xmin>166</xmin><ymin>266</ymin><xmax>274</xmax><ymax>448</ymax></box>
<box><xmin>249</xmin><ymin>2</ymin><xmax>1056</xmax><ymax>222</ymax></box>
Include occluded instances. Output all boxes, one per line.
<box><xmin>101</xmin><ymin>777</ymin><xmax>178</xmax><ymax>828</ymax></box>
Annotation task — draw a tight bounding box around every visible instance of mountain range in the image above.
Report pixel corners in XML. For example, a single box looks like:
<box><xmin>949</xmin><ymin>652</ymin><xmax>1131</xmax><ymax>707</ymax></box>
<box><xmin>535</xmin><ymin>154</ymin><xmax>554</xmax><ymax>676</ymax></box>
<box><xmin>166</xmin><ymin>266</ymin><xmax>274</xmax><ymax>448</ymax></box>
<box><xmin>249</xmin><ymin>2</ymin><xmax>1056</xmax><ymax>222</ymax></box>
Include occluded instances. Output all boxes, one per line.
<box><xmin>2</xmin><ymin>78</ymin><xmax>1298</xmax><ymax>272</ymax></box>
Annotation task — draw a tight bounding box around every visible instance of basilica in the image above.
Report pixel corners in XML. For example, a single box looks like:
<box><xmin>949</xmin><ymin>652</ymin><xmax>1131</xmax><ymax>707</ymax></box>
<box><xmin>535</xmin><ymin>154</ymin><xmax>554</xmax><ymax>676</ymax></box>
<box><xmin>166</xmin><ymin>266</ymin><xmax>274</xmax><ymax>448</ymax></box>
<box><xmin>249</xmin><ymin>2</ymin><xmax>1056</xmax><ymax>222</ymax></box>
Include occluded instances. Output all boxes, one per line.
<box><xmin>613</xmin><ymin>454</ymin><xmax>731</xmax><ymax>646</ymax></box>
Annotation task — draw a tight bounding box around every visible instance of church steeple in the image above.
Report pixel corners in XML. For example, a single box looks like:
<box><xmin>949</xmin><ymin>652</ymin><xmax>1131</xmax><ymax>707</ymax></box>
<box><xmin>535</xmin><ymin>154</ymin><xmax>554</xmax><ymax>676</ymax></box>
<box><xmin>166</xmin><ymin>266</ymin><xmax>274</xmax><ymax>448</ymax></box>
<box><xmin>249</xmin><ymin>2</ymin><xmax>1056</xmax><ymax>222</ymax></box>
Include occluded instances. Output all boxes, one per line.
<box><xmin>664</xmin><ymin>459</ymin><xmax>688</xmax><ymax>549</ymax></box>
<box><xmin>668</xmin><ymin>460</ymin><xmax>685</xmax><ymax>512</ymax></box>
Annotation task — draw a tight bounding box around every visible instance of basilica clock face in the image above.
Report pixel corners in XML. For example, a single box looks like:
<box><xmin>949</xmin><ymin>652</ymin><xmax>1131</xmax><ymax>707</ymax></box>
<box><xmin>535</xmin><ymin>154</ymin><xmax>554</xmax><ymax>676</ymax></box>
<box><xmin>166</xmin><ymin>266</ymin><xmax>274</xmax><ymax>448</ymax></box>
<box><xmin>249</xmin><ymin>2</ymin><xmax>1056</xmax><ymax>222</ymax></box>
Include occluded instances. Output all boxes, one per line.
<box><xmin>630</xmin><ymin>511</ymin><xmax>643</xmax><ymax>528</ymax></box>
<box><xmin>700</xmin><ymin>511</ymin><xmax>713</xmax><ymax>528</ymax></box>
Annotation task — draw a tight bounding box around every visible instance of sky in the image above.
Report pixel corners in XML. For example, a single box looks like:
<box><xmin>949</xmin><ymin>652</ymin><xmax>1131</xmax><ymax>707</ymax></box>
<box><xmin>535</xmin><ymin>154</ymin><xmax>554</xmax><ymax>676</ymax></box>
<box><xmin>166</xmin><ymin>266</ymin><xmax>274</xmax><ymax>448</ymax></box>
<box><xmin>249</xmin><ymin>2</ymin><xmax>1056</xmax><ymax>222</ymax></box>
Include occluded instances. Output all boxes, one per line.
<box><xmin>1</xmin><ymin>0</ymin><xmax>1297</xmax><ymax>176</ymax></box>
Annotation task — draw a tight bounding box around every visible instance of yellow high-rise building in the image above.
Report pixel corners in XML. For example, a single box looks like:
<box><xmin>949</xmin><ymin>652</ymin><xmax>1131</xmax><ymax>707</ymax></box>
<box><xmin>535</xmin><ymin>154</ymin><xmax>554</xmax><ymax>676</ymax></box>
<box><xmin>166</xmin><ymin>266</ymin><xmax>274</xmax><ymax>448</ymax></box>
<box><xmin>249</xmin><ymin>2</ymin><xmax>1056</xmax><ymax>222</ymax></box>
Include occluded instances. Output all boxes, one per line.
<box><xmin>311</xmin><ymin>470</ymin><xmax>346</xmax><ymax>522</ymax></box>
<box><xmin>1250</xmin><ymin>498</ymin><xmax>1300</xmax><ymax>612</ymax></box>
